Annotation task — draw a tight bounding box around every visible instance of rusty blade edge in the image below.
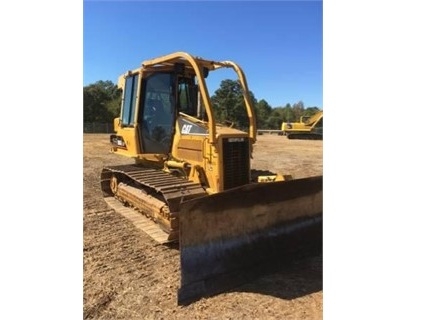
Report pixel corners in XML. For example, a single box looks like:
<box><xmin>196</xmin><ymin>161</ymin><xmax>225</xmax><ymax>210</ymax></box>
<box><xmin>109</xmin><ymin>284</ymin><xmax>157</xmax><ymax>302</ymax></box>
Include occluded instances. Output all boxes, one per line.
<box><xmin>178</xmin><ymin>214</ymin><xmax>322</xmax><ymax>305</ymax></box>
<box><xmin>177</xmin><ymin>176</ymin><xmax>323</xmax><ymax>305</ymax></box>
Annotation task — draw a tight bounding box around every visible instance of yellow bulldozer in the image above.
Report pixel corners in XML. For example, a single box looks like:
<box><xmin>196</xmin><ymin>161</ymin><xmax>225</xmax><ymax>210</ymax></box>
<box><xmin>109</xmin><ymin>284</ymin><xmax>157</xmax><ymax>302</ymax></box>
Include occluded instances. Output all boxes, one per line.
<box><xmin>101</xmin><ymin>52</ymin><xmax>323</xmax><ymax>304</ymax></box>
<box><xmin>282</xmin><ymin>110</ymin><xmax>323</xmax><ymax>139</ymax></box>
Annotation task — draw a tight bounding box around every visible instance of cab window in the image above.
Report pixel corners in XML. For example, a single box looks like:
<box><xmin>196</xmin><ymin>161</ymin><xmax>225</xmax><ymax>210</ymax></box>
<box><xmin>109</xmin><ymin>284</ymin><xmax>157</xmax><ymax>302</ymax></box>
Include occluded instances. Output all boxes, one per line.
<box><xmin>121</xmin><ymin>74</ymin><xmax>139</xmax><ymax>126</ymax></box>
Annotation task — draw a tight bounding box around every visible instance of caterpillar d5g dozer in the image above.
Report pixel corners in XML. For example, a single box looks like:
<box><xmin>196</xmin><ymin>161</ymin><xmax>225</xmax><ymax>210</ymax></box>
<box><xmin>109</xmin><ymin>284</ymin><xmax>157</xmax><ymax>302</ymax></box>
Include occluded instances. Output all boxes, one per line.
<box><xmin>100</xmin><ymin>52</ymin><xmax>323</xmax><ymax>304</ymax></box>
<box><xmin>282</xmin><ymin>110</ymin><xmax>323</xmax><ymax>139</ymax></box>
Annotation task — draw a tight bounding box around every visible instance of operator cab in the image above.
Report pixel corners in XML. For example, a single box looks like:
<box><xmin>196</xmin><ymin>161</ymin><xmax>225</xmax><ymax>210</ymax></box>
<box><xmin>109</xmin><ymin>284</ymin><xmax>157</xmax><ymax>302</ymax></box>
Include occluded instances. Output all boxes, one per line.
<box><xmin>136</xmin><ymin>67</ymin><xmax>208</xmax><ymax>155</ymax></box>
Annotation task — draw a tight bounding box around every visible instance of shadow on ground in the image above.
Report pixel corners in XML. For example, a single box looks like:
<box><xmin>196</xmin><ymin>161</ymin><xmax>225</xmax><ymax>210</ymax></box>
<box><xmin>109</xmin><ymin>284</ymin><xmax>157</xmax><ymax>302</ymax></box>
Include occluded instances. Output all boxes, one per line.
<box><xmin>236</xmin><ymin>249</ymin><xmax>323</xmax><ymax>300</ymax></box>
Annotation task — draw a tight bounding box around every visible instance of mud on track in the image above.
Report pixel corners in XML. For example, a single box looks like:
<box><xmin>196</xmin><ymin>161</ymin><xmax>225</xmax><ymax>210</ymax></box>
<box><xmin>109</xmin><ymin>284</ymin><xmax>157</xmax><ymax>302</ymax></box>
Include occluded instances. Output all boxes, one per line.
<box><xmin>83</xmin><ymin>133</ymin><xmax>323</xmax><ymax>319</ymax></box>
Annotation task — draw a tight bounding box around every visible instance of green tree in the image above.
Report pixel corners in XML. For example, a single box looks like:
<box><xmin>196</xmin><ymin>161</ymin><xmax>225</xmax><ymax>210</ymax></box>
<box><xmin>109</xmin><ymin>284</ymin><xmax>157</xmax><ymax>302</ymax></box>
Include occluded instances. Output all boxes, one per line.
<box><xmin>266</xmin><ymin>107</ymin><xmax>286</xmax><ymax>129</ymax></box>
<box><xmin>83</xmin><ymin>80</ymin><xmax>121</xmax><ymax>122</ymax></box>
<box><xmin>255</xmin><ymin>99</ymin><xmax>272</xmax><ymax>129</ymax></box>
<box><xmin>210</xmin><ymin>79</ymin><xmax>258</xmax><ymax>130</ymax></box>
<box><xmin>263</xmin><ymin>102</ymin><xmax>319</xmax><ymax>129</ymax></box>
<box><xmin>283</xmin><ymin>103</ymin><xmax>294</xmax><ymax>122</ymax></box>
<box><xmin>292</xmin><ymin>101</ymin><xmax>305</xmax><ymax>121</ymax></box>
<box><xmin>303</xmin><ymin>106</ymin><xmax>321</xmax><ymax>117</ymax></box>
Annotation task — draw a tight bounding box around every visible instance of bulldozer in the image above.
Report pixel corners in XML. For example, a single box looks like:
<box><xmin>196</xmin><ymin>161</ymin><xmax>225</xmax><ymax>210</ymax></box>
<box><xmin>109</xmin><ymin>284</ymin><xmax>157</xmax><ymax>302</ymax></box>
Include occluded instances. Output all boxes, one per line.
<box><xmin>100</xmin><ymin>52</ymin><xmax>323</xmax><ymax>304</ymax></box>
<box><xmin>282</xmin><ymin>110</ymin><xmax>323</xmax><ymax>139</ymax></box>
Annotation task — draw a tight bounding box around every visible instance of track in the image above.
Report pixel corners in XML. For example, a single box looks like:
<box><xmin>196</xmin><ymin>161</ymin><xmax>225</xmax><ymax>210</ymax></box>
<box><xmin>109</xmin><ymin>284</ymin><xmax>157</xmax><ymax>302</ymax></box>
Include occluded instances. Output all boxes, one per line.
<box><xmin>100</xmin><ymin>164</ymin><xmax>206</xmax><ymax>242</ymax></box>
<box><xmin>287</xmin><ymin>133</ymin><xmax>323</xmax><ymax>140</ymax></box>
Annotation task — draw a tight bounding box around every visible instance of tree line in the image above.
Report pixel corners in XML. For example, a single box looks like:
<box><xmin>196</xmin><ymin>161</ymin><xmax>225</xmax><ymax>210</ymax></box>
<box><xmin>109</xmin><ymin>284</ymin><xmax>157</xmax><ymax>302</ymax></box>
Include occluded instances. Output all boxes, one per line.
<box><xmin>83</xmin><ymin>79</ymin><xmax>321</xmax><ymax>130</ymax></box>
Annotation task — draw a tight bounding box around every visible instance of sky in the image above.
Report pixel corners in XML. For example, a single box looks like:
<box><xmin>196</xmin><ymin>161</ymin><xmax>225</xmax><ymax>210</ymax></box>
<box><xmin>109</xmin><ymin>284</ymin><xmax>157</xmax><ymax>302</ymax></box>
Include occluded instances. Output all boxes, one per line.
<box><xmin>83</xmin><ymin>1</ymin><xmax>323</xmax><ymax>108</ymax></box>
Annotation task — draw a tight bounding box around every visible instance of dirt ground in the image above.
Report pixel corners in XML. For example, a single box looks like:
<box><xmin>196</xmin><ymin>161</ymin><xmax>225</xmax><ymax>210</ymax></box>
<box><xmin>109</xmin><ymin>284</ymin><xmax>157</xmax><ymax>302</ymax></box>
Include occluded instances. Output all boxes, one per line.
<box><xmin>83</xmin><ymin>133</ymin><xmax>323</xmax><ymax>319</ymax></box>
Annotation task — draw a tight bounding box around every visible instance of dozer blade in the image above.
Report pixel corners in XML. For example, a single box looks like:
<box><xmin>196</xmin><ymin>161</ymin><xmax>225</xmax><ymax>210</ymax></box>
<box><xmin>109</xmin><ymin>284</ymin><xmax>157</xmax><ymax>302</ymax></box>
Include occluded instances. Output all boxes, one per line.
<box><xmin>178</xmin><ymin>176</ymin><xmax>322</xmax><ymax>305</ymax></box>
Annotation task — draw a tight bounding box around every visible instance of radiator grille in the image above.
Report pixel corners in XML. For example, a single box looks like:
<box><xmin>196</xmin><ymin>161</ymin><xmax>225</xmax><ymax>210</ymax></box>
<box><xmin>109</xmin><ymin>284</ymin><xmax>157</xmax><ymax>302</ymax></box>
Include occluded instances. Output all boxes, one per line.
<box><xmin>222</xmin><ymin>137</ymin><xmax>250</xmax><ymax>190</ymax></box>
